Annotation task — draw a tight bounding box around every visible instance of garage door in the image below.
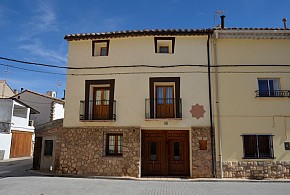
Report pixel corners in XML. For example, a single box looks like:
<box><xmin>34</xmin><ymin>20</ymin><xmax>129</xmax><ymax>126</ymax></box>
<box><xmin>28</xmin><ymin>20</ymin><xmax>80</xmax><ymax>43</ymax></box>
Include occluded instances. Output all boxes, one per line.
<box><xmin>10</xmin><ymin>131</ymin><xmax>33</xmax><ymax>158</ymax></box>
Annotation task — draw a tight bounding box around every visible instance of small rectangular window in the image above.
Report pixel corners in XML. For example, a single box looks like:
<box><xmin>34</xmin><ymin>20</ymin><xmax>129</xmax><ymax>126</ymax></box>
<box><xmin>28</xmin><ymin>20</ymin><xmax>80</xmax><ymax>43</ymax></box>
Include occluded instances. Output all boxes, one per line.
<box><xmin>44</xmin><ymin>140</ymin><xmax>53</xmax><ymax>156</ymax></box>
<box><xmin>92</xmin><ymin>40</ymin><xmax>109</xmax><ymax>56</ymax></box>
<box><xmin>154</xmin><ymin>37</ymin><xmax>175</xmax><ymax>54</ymax></box>
<box><xmin>106</xmin><ymin>134</ymin><xmax>123</xmax><ymax>156</ymax></box>
<box><xmin>243</xmin><ymin>135</ymin><xmax>274</xmax><ymax>159</ymax></box>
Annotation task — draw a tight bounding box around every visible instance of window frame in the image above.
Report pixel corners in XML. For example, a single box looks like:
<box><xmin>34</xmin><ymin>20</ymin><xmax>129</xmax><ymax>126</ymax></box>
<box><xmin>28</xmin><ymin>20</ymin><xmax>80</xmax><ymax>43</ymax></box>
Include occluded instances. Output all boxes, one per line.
<box><xmin>242</xmin><ymin>134</ymin><xmax>274</xmax><ymax>159</ymax></box>
<box><xmin>44</xmin><ymin>140</ymin><xmax>53</xmax><ymax>156</ymax></box>
<box><xmin>149</xmin><ymin>77</ymin><xmax>181</xmax><ymax>119</ymax></box>
<box><xmin>257</xmin><ymin>78</ymin><xmax>280</xmax><ymax>97</ymax></box>
<box><xmin>154</xmin><ymin>37</ymin><xmax>175</xmax><ymax>54</ymax></box>
<box><xmin>106</xmin><ymin>133</ymin><xmax>123</xmax><ymax>156</ymax></box>
<box><xmin>84</xmin><ymin>80</ymin><xmax>115</xmax><ymax>120</ymax></box>
<box><xmin>92</xmin><ymin>40</ymin><xmax>110</xmax><ymax>56</ymax></box>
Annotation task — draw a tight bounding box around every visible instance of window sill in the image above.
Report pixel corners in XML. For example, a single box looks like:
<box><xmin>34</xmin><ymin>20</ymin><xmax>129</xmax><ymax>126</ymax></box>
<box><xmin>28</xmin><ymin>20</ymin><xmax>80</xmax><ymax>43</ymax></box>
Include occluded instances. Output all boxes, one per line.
<box><xmin>102</xmin><ymin>155</ymin><xmax>123</xmax><ymax>159</ymax></box>
<box><xmin>145</xmin><ymin>118</ymin><xmax>182</xmax><ymax>121</ymax></box>
<box><xmin>92</xmin><ymin>55</ymin><xmax>108</xmax><ymax>57</ymax></box>
<box><xmin>242</xmin><ymin>157</ymin><xmax>276</xmax><ymax>160</ymax></box>
<box><xmin>80</xmin><ymin>120</ymin><xmax>116</xmax><ymax>122</ymax></box>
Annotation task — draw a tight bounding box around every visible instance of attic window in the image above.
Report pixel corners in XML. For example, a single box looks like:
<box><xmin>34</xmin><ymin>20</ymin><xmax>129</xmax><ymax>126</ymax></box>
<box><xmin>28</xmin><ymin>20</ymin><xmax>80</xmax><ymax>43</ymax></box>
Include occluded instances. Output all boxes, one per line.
<box><xmin>92</xmin><ymin>40</ymin><xmax>109</xmax><ymax>56</ymax></box>
<box><xmin>154</xmin><ymin>37</ymin><xmax>175</xmax><ymax>54</ymax></box>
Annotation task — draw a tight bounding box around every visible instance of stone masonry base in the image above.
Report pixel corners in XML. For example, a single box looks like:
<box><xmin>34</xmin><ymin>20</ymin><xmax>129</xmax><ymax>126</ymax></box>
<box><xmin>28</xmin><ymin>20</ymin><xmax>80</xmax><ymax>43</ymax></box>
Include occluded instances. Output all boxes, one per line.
<box><xmin>57</xmin><ymin>127</ymin><xmax>140</xmax><ymax>177</ymax></box>
<box><xmin>216</xmin><ymin>161</ymin><xmax>290</xmax><ymax>179</ymax></box>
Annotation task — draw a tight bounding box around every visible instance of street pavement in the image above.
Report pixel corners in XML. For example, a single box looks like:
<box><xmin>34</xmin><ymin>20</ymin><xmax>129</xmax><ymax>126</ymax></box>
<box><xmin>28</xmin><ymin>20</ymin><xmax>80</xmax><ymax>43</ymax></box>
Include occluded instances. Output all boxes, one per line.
<box><xmin>0</xmin><ymin>158</ymin><xmax>290</xmax><ymax>195</ymax></box>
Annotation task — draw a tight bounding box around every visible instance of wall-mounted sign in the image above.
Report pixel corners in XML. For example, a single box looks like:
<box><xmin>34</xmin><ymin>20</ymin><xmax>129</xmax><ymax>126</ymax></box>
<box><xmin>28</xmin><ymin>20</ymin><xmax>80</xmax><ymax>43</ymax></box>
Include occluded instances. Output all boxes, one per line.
<box><xmin>190</xmin><ymin>103</ymin><xmax>206</xmax><ymax>119</ymax></box>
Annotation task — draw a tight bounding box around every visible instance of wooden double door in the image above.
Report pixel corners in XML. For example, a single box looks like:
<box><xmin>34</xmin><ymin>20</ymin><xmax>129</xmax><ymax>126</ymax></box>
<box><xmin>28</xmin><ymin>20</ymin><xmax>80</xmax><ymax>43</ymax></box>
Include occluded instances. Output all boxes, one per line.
<box><xmin>141</xmin><ymin>130</ymin><xmax>189</xmax><ymax>176</ymax></box>
<box><xmin>93</xmin><ymin>87</ymin><xmax>110</xmax><ymax>120</ymax></box>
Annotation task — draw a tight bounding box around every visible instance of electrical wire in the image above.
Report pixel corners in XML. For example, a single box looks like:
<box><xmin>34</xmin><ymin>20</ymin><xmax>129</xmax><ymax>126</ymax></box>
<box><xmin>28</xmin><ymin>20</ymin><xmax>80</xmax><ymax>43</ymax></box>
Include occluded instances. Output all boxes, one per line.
<box><xmin>1</xmin><ymin>56</ymin><xmax>290</xmax><ymax>70</ymax></box>
<box><xmin>2</xmin><ymin>63</ymin><xmax>290</xmax><ymax>77</ymax></box>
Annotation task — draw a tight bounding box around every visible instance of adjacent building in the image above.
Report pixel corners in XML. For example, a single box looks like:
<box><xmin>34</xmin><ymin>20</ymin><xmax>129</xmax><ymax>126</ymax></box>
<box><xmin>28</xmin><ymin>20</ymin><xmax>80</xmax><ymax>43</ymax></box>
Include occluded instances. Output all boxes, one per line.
<box><xmin>212</xmin><ymin>29</ymin><xmax>290</xmax><ymax>179</ymax></box>
<box><xmin>0</xmin><ymin>98</ymin><xmax>38</xmax><ymax>160</ymax></box>
<box><xmin>13</xmin><ymin>90</ymin><xmax>65</xmax><ymax>126</ymax></box>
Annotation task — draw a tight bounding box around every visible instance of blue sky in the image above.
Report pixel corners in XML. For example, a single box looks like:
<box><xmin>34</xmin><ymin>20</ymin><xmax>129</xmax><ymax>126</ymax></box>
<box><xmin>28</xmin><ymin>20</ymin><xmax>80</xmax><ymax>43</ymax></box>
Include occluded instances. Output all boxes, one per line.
<box><xmin>0</xmin><ymin>0</ymin><xmax>289</xmax><ymax>98</ymax></box>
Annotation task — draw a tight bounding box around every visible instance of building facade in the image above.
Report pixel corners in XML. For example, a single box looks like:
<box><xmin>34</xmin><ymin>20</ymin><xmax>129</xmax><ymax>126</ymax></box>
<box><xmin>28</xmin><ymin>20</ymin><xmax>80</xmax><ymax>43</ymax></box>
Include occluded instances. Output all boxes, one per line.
<box><xmin>212</xmin><ymin>29</ymin><xmax>290</xmax><ymax>179</ymax></box>
<box><xmin>60</xmin><ymin>29</ymin><xmax>215</xmax><ymax>177</ymax></box>
<box><xmin>0</xmin><ymin>98</ymin><xmax>38</xmax><ymax>159</ymax></box>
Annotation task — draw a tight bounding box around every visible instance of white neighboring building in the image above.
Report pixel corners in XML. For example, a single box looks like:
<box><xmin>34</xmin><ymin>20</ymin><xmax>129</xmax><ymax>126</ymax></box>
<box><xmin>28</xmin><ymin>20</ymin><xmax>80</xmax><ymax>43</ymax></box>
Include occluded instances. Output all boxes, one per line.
<box><xmin>0</xmin><ymin>98</ymin><xmax>38</xmax><ymax>160</ymax></box>
<box><xmin>13</xmin><ymin>90</ymin><xmax>65</xmax><ymax>126</ymax></box>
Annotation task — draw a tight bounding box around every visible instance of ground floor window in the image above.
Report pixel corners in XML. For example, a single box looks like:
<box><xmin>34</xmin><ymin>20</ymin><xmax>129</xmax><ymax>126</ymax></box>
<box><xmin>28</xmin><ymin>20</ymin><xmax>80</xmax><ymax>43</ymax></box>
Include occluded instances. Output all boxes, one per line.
<box><xmin>242</xmin><ymin>134</ymin><xmax>274</xmax><ymax>159</ymax></box>
<box><xmin>106</xmin><ymin>134</ymin><xmax>123</xmax><ymax>156</ymax></box>
<box><xmin>44</xmin><ymin>140</ymin><xmax>53</xmax><ymax>156</ymax></box>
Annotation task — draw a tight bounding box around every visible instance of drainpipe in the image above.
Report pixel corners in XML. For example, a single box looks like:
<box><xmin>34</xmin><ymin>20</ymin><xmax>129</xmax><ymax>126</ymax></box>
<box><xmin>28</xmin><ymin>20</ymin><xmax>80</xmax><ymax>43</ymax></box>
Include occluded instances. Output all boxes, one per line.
<box><xmin>207</xmin><ymin>33</ymin><xmax>216</xmax><ymax>178</ymax></box>
<box><xmin>213</xmin><ymin>32</ymin><xmax>223</xmax><ymax>178</ymax></box>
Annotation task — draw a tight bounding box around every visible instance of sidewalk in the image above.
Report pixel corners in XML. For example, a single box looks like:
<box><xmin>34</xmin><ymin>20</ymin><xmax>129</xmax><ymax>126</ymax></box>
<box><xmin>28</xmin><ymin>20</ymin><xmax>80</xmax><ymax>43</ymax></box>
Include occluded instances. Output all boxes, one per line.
<box><xmin>29</xmin><ymin>169</ymin><xmax>290</xmax><ymax>183</ymax></box>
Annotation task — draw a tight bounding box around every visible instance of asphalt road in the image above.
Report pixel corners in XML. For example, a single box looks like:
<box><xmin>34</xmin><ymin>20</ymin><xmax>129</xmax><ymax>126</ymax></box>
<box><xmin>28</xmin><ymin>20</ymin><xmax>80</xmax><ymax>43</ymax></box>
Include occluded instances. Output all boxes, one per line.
<box><xmin>0</xmin><ymin>158</ymin><xmax>290</xmax><ymax>195</ymax></box>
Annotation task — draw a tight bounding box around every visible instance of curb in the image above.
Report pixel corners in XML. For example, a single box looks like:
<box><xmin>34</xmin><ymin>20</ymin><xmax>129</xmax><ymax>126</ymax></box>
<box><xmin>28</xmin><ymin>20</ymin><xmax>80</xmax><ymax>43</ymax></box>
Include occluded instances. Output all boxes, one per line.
<box><xmin>28</xmin><ymin>170</ymin><xmax>290</xmax><ymax>183</ymax></box>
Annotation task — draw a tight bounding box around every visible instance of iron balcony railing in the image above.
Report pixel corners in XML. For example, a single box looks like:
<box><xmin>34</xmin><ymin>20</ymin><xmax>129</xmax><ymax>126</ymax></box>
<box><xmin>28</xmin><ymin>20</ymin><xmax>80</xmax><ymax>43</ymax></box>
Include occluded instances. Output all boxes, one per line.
<box><xmin>255</xmin><ymin>90</ymin><xmax>290</xmax><ymax>98</ymax></box>
<box><xmin>80</xmin><ymin>100</ymin><xmax>116</xmax><ymax>121</ymax></box>
<box><xmin>145</xmin><ymin>98</ymin><xmax>182</xmax><ymax>119</ymax></box>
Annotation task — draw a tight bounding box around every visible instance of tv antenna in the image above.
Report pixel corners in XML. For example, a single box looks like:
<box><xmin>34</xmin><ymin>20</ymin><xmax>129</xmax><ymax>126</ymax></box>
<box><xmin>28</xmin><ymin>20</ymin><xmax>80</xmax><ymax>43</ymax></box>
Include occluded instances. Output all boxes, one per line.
<box><xmin>213</xmin><ymin>10</ymin><xmax>225</xmax><ymax>27</ymax></box>
<box><xmin>56</xmin><ymin>80</ymin><xmax>62</xmax><ymax>98</ymax></box>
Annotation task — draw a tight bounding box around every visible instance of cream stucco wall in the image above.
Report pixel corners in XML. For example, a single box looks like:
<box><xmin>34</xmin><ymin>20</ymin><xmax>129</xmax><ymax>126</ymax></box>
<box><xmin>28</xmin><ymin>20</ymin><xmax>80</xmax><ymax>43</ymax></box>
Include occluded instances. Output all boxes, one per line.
<box><xmin>64</xmin><ymin>36</ymin><xmax>211</xmax><ymax>128</ymax></box>
<box><xmin>213</xmin><ymin>38</ymin><xmax>290</xmax><ymax>162</ymax></box>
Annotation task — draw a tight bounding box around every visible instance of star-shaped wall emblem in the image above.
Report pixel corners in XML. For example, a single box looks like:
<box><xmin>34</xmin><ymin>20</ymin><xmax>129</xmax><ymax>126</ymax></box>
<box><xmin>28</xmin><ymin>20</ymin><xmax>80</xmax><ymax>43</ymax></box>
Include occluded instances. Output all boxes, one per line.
<box><xmin>190</xmin><ymin>103</ymin><xmax>206</xmax><ymax>119</ymax></box>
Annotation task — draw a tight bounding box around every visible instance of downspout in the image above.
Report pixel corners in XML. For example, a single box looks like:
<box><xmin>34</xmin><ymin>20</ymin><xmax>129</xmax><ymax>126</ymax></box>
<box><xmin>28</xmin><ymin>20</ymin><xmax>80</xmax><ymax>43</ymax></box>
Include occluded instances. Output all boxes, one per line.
<box><xmin>213</xmin><ymin>32</ymin><xmax>223</xmax><ymax>178</ymax></box>
<box><xmin>207</xmin><ymin>33</ymin><xmax>216</xmax><ymax>178</ymax></box>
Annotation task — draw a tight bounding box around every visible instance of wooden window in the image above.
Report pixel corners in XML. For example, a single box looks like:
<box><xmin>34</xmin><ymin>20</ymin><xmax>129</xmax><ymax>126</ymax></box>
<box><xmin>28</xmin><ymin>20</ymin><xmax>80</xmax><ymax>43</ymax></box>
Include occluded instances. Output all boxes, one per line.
<box><xmin>44</xmin><ymin>140</ymin><xmax>53</xmax><ymax>156</ymax></box>
<box><xmin>154</xmin><ymin>37</ymin><xmax>175</xmax><ymax>54</ymax></box>
<box><xmin>243</xmin><ymin>135</ymin><xmax>274</xmax><ymax>159</ymax></box>
<box><xmin>92</xmin><ymin>40</ymin><xmax>109</xmax><ymax>56</ymax></box>
<box><xmin>106</xmin><ymin>134</ymin><xmax>123</xmax><ymax>156</ymax></box>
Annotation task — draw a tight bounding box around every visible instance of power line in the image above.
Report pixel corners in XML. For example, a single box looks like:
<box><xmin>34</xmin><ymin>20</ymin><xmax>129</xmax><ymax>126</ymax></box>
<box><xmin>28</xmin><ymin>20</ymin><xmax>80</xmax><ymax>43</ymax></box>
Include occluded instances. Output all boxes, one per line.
<box><xmin>2</xmin><ymin>63</ymin><xmax>290</xmax><ymax>77</ymax></box>
<box><xmin>0</xmin><ymin>64</ymin><xmax>66</xmax><ymax>75</ymax></box>
<box><xmin>1</xmin><ymin>56</ymin><xmax>290</xmax><ymax>70</ymax></box>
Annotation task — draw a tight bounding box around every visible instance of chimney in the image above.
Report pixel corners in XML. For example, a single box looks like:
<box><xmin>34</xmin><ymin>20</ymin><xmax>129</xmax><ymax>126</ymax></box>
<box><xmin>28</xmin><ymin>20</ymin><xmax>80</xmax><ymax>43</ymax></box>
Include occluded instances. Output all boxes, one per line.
<box><xmin>282</xmin><ymin>18</ymin><xmax>287</xmax><ymax>29</ymax></box>
<box><xmin>13</xmin><ymin>89</ymin><xmax>18</xmax><ymax>94</ymax></box>
<box><xmin>220</xmin><ymin>15</ymin><xmax>226</xmax><ymax>29</ymax></box>
<box><xmin>20</xmin><ymin>88</ymin><xmax>24</xmax><ymax>92</ymax></box>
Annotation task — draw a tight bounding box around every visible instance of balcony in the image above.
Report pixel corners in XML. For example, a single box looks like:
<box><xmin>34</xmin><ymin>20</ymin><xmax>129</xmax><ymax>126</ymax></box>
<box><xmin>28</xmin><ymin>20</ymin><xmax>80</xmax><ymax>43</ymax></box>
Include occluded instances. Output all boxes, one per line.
<box><xmin>145</xmin><ymin>98</ymin><xmax>182</xmax><ymax>119</ymax></box>
<box><xmin>255</xmin><ymin>90</ymin><xmax>290</xmax><ymax>98</ymax></box>
<box><xmin>80</xmin><ymin>100</ymin><xmax>116</xmax><ymax>121</ymax></box>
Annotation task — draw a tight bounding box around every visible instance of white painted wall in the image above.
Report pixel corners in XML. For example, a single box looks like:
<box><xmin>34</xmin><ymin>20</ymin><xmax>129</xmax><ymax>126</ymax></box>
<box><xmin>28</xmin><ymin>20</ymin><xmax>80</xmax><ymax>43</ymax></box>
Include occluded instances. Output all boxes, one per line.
<box><xmin>11</xmin><ymin>101</ymin><xmax>32</xmax><ymax>131</ymax></box>
<box><xmin>53</xmin><ymin>103</ymin><xmax>64</xmax><ymax>120</ymax></box>
<box><xmin>0</xmin><ymin>133</ymin><xmax>12</xmax><ymax>159</ymax></box>
<box><xmin>0</xmin><ymin>99</ymin><xmax>13</xmax><ymax>159</ymax></box>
